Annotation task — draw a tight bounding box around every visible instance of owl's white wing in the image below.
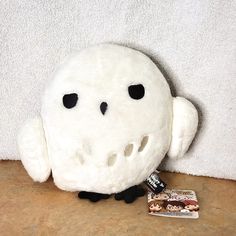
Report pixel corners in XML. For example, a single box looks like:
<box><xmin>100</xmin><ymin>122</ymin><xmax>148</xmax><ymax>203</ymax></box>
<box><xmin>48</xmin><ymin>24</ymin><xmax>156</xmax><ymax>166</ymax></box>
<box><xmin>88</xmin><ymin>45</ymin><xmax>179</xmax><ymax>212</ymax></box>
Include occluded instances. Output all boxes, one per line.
<box><xmin>18</xmin><ymin>117</ymin><xmax>51</xmax><ymax>182</ymax></box>
<box><xmin>167</xmin><ymin>97</ymin><xmax>198</xmax><ymax>159</ymax></box>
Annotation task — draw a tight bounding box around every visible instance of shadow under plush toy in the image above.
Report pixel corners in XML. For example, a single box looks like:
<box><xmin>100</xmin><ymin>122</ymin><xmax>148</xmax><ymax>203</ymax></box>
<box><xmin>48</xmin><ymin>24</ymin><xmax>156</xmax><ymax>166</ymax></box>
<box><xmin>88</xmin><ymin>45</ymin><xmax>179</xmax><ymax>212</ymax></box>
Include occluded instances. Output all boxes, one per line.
<box><xmin>18</xmin><ymin>44</ymin><xmax>198</xmax><ymax>203</ymax></box>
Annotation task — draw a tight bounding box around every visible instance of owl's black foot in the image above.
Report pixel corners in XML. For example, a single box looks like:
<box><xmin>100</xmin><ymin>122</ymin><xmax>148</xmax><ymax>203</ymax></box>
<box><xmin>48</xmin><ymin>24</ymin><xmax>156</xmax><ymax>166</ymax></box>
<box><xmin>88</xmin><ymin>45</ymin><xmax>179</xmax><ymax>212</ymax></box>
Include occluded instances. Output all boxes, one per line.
<box><xmin>78</xmin><ymin>191</ymin><xmax>110</xmax><ymax>202</ymax></box>
<box><xmin>114</xmin><ymin>185</ymin><xmax>146</xmax><ymax>203</ymax></box>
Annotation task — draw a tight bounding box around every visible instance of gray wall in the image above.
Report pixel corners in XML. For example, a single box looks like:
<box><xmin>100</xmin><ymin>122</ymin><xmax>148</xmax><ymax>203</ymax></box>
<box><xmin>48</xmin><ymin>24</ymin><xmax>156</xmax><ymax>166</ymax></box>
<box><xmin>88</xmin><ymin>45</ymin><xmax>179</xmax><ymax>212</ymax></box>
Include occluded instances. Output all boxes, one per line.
<box><xmin>0</xmin><ymin>1</ymin><xmax>235</xmax><ymax>179</ymax></box>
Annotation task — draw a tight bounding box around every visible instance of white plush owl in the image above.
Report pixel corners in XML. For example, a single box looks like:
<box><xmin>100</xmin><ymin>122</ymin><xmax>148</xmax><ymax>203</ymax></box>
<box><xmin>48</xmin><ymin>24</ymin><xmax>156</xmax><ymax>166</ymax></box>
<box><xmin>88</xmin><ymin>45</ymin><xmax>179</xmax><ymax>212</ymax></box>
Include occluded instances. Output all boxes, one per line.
<box><xmin>18</xmin><ymin>44</ymin><xmax>198</xmax><ymax>203</ymax></box>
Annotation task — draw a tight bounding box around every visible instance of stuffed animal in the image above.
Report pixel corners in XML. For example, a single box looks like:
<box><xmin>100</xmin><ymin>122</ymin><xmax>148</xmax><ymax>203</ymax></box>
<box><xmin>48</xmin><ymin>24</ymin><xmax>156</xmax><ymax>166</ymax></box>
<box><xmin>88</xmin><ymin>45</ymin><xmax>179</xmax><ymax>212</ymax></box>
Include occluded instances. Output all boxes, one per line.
<box><xmin>18</xmin><ymin>44</ymin><xmax>198</xmax><ymax>203</ymax></box>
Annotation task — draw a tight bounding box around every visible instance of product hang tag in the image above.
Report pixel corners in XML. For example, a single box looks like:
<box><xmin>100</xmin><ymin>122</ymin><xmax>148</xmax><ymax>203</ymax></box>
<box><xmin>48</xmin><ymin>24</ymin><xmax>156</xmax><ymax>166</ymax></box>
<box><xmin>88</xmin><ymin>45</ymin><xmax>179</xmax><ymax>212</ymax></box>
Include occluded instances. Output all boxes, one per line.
<box><xmin>144</xmin><ymin>170</ymin><xmax>167</xmax><ymax>194</ymax></box>
<box><xmin>147</xmin><ymin>189</ymin><xmax>199</xmax><ymax>219</ymax></box>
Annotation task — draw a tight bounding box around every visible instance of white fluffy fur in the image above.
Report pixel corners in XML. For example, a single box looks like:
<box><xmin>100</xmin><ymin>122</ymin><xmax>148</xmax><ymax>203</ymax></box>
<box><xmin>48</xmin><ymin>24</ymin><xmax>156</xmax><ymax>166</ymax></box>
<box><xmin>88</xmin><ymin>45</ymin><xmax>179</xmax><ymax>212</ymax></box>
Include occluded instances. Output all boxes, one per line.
<box><xmin>18</xmin><ymin>44</ymin><xmax>198</xmax><ymax>194</ymax></box>
<box><xmin>18</xmin><ymin>117</ymin><xmax>51</xmax><ymax>182</ymax></box>
<box><xmin>168</xmin><ymin>97</ymin><xmax>198</xmax><ymax>159</ymax></box>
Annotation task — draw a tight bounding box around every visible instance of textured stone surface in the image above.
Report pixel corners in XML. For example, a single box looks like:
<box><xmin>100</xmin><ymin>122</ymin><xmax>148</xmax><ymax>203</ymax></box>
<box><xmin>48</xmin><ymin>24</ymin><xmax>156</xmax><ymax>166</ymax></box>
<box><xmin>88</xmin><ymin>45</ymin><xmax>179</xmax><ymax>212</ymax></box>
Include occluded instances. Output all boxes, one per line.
<box><xmin>0</xmin><ymin>161</ymin><xmax>235</xmax><ymax>235</ymax></box>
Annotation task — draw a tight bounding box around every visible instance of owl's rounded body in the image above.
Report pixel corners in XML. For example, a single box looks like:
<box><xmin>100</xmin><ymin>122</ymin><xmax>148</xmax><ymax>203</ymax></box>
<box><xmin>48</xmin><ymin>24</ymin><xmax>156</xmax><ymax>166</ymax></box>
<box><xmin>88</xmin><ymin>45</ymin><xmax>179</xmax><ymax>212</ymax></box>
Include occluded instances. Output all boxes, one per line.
<box><xmin>18</xmin><ymin>44</ymin><xmax>198</xmax><ymax>197</ymax></box>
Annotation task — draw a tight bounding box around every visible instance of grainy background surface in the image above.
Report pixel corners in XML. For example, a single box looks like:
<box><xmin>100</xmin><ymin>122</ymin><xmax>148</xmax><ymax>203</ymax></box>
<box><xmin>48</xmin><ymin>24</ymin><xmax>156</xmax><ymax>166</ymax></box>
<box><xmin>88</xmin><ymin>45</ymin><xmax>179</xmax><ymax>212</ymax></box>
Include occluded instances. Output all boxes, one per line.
<box><xmin>0</xmin><ymin>161</ymin><xmax>235</xmax><ymax>235</ymax></box>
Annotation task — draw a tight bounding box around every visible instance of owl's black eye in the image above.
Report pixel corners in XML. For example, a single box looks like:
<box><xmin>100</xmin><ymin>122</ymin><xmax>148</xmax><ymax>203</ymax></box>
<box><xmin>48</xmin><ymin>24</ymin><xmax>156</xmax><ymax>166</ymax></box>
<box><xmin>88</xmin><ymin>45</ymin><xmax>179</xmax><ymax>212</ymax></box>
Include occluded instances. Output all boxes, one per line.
<box><xmin>128</xmin><ymin>84</ymin><xmax>145</xmax><ymax>100</ymax></box>
<box><xmin>63</xmin><ymin>93</ymin><xmax>78</xmax><ymax>109</ymax></box>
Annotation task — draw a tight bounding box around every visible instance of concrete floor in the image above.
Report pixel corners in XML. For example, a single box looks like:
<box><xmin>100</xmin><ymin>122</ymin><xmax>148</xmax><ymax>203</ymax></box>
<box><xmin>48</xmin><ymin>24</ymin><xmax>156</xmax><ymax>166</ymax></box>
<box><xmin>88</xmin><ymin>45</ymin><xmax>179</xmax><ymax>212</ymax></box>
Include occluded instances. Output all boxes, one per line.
<box><xmin>0</xmin><ymin>161</ymin><xmax>235</xmax><ymax>236</ymax></box>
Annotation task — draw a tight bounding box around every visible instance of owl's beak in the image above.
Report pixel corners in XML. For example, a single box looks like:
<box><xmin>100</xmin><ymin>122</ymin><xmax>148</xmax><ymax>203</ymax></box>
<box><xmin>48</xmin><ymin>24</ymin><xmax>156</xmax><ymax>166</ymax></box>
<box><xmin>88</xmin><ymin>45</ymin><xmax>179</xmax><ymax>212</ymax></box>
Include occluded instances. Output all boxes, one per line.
<box><xmin>100</xmin><ymin>102</ymin><xmax>108</xmax><ymax>115</ymax></box>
